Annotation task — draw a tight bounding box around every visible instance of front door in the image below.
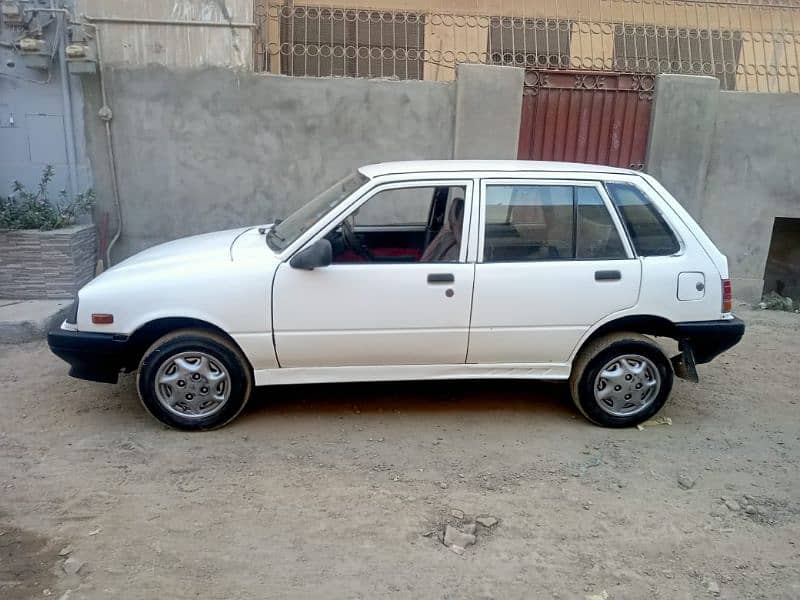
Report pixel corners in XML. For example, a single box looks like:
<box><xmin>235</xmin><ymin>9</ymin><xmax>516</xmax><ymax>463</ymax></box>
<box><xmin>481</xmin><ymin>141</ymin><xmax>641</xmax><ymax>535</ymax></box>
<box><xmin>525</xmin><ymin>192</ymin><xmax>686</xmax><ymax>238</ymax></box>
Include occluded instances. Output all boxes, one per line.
<box><xmin>272</xmin><ymin>180</ymin><xmax>475</xmax><ymax>368</ymax></box>
<box><xmin>467</xmin><ymin>179</ymin><xmax>642</xmax><ymax>365</ymax></box>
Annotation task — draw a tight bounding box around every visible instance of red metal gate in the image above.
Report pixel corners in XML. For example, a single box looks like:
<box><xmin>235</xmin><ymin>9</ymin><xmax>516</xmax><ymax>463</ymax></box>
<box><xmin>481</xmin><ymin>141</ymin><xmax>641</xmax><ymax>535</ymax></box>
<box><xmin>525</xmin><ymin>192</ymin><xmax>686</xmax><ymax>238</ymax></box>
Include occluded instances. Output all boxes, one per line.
<box><xmin>517</xmin><ymin>71</ymin><xmax>655</xmax><ymax>170</ymax></box>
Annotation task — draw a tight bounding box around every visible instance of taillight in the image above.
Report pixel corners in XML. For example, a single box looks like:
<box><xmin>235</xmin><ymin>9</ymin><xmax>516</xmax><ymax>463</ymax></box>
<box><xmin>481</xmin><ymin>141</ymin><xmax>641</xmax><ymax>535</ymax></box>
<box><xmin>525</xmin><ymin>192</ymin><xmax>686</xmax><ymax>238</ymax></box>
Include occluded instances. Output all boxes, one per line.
<box><xmin>722</xmin><ymin>279</ymin><xmax>732</xmax><ymax>313</ymax></box>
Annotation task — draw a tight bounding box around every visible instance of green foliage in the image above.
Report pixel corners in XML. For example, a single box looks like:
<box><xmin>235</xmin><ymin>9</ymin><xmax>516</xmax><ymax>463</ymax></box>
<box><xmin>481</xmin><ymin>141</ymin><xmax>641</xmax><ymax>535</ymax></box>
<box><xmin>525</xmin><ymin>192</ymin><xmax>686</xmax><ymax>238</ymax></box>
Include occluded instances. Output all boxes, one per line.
<box><xmin>758</xmin><ymin>290</ymin><xmax>797</xmax><ymax>312</ymax></box>
<box><xmin>0</xmin><ymin>165</ymin><xmax>94</xmax><ymax>231</ymax></box>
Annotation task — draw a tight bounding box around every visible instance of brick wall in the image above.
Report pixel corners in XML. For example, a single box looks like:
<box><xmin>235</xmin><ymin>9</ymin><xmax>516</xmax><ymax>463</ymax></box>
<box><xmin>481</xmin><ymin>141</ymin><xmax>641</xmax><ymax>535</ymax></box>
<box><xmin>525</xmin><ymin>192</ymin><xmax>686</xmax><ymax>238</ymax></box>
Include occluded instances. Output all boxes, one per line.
<box><xmin>0</xmin><ymin>225</ymin><xmax>97</xmax><ymax>299</ymax></box>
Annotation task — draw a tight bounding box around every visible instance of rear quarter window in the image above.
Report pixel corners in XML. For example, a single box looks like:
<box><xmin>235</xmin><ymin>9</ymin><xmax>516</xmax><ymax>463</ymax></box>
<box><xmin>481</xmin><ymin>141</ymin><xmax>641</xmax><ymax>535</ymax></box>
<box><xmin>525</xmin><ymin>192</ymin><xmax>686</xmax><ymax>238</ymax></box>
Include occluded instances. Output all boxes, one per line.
<box><xmin>605</xmin><ymin>182</ymin><xmax>680</xmax><ymax>256</ymax></box>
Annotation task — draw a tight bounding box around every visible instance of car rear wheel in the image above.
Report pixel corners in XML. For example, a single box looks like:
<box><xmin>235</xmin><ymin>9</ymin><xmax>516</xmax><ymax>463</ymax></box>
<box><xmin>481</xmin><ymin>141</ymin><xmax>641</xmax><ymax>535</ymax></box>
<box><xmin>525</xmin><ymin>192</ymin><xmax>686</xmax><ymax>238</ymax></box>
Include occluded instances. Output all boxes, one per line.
<box><xmin>137</xmin><ymin>329</ymin><xmax>253</xmax><ymax>430</ymax></box>
<box><xmin>569</xmin><ymin>333</ymin><xmax>673</xmax><ymax>428</ymax></box>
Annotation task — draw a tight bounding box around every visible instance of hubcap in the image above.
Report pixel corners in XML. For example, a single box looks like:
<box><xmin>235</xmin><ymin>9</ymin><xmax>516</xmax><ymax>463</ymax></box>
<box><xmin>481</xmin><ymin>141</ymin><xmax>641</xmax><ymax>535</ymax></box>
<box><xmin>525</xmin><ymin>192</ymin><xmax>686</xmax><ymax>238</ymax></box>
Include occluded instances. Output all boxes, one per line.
<box><xmin>593</xmin><ymin>354</ymin><xmax>661</xmax><ymax>417</ymax></box>
<box><xmin>154</xmin><ymin>351</ymin><xmax>230</xmax><ymax>419</ymax></box>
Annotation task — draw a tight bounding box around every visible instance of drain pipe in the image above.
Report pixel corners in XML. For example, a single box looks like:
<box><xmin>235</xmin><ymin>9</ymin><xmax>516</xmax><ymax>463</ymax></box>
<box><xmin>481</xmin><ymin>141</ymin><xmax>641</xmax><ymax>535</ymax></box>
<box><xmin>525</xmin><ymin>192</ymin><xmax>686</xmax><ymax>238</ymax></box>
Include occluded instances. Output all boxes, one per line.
<box><xmin>57</xmin><ymin>10</ymin><xmax>79</xmax><ymax>200</ymax></box>
<box><xmin>82</xmin><ymin>20</ymin><xmax>122</xmax><ymax>268</ymax></box>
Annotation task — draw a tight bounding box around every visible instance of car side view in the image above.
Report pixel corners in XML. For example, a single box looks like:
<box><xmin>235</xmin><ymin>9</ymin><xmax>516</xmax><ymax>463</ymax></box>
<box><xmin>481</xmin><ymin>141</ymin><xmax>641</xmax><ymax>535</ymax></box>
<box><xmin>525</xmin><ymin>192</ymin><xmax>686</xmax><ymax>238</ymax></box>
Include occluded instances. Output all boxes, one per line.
<box><xmin>48</xmin><ymin>160</ymin><xmax>745</xmax><ymax>430</ymax></box>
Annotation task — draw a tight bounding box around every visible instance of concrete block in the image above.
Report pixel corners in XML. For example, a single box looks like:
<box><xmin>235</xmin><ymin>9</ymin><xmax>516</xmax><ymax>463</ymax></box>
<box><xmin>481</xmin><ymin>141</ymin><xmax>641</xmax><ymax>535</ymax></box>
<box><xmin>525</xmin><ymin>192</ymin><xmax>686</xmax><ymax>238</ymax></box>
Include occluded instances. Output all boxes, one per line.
<box><xmin>0</xmin><ymin>299</ymin><xmax>72</xmax><ymax>344</ymax></box>
<box><xmin>453</xmin><ymin>63</ymin><xmax>524</xmax><ymax>160</ymax></box>
<box><xmin>646</xmin><ymin>74</ymin><xmax>720</xmax><ymax>219</ymax></box>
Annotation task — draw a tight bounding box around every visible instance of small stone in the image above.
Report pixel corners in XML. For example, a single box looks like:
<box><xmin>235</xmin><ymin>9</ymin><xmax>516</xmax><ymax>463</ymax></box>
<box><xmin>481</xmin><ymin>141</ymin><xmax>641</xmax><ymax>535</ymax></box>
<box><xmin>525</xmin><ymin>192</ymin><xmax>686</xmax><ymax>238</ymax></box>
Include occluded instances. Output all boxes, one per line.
<box><xmin>677</xmin><ymin>472</ymin><xmax>696</xmax><ymax>490</ymax></box>
<box><xmin>58</xmin><ymin>545</ymin><xmax>73</xmax><ymax>557</ymax></box>
<box><xmin>439</xmin><ymin>482</ymin><xmax>448</xmax><ymax>490</ymax></box>
<box><xmin>706</xmin><ymin>580</ymin><xmax>720</xmax><ymax>595</ymax></box>
<box><xmin>744</xmin><ymin>505</ymin><xmax>757</xmax><ymax>515</ymax></box>
<box><xmin>62</xmin><ymin>556</ymin><xmax>85</xmax><ymax>575</ymax></box>
<box><xmin>451</xmin><ymin>509</ymin><xmax>464</xmax><ymax>520</ymax></box>
<box><xmin>725</xmin><ymin>500</ymin><xmax>741</xmax><ymax>512</ymax></box>
<box><xmin>443</xmin><ymin>525</ymin><xmax>476</xmax><ymax>550</ymax></box>
<box><xmin>449</xmin><ymin>545</ymin><xmax>465</xmax><ymax>555</ymax></box>
<box><xmin>476</xmin><ymin>516</ymin><xmax>498</xmax><ymax>527</ymax></box>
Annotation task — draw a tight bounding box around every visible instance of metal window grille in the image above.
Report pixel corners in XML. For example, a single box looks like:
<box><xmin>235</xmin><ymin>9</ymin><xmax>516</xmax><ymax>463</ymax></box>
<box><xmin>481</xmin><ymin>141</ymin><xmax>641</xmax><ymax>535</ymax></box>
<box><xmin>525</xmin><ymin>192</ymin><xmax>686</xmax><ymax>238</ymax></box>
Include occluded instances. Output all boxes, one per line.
<box><xmin>253</xmin><ymin>0</ymin><xmax>800</xmax><ymax>93</ymax></box>
<box><xmin>613</xmin><ymin>25</ymin><xmax>744</xmax><ymax>90</ymax></box>
<box><xmin>488</xmin><ymin>18</ymin><xmax>573</xmax><ymax>70</ymax></box>
<box><xmin>277</xmin><ymin>2</ymin><xmax>423</xmax><ymax>78</ymax></box>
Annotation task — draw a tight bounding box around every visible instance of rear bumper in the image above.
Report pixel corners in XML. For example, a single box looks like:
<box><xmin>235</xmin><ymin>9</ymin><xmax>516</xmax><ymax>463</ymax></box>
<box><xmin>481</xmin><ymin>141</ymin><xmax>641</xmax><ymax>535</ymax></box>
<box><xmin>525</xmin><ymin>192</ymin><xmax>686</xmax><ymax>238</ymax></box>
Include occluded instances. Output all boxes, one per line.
<box><xmin>48</xmin><ymin>328</ymin><xmax>132</xmax><ymax>384</ymax></box>
<box><xmin>674</xmin><ymin>316</ymin><xmax>745</xmax><ymax>364</ymax></box>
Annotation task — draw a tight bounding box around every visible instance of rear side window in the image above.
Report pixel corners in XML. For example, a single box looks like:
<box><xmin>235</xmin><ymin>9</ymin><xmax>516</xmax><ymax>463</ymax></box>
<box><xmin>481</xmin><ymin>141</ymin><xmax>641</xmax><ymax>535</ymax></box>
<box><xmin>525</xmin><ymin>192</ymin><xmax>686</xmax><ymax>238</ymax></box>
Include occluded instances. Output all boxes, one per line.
<box><xmin>482</xmin><ymin>184</ymin><xmax>627</xmax><ymax>262</ymax></box>
<box><xmin>605</xmin><ymin>182</ymin><xmax>680</xmax><ymax>256</ymax></box>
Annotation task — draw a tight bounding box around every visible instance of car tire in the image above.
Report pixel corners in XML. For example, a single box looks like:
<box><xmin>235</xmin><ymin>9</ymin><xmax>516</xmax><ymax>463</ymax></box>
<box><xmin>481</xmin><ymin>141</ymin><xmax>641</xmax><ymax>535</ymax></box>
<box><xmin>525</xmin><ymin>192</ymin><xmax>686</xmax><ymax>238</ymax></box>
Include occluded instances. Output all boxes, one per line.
<box><xmin>137</xmin><ymin>328</ymin><xmax>253</xmax><ymax>431</ymax></box>
<box><xmin>569</xmin><ymin>332</ymin><xmax>673</xmax><ymax>428</ymax></box>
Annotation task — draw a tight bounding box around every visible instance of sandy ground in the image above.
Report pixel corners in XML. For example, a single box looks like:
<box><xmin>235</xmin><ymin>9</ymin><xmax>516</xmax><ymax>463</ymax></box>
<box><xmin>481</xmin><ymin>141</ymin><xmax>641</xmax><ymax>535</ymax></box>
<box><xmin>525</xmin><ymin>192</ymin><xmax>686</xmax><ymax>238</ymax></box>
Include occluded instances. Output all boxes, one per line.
<box><xmin>0</xmin><ymin>304</ymin><xmax>798</xmax><ymax>600</ymax></box>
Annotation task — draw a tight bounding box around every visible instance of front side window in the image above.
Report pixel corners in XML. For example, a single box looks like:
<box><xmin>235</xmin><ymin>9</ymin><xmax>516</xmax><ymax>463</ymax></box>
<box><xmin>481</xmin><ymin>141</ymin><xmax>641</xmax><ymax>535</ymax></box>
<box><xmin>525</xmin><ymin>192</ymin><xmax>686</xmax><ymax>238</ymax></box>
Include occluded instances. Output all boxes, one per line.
<box><xmin>605</xmin><ymin>182</ymin><xmax>680</xmax><ymax>256</ymax></box>
<box><xmin>328</xmin><ymin>184</ymin><xmax>467</xmax><ymax>264</ymax></box>
<box><xmin>483</xmin><ymin>184</ymin><xmax>627</xmax><ymax>262</ymax></box>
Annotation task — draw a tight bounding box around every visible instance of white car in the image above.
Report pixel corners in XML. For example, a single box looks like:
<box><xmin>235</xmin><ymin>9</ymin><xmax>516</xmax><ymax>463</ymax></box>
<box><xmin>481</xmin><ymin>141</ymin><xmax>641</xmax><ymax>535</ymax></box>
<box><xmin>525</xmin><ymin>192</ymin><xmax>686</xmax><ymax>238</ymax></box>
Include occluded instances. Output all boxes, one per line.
<box><xmin>49</xmin><ymin>161</ymin><xmax>744</xmax><ymax>430</ymax></box>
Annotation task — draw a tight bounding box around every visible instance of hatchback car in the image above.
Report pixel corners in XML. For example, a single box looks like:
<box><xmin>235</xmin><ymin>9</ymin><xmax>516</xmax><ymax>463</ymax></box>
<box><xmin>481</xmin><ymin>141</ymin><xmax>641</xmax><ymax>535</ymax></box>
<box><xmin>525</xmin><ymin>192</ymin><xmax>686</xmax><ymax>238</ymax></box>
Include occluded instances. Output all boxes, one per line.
<box><xmin>49</xmin><ymin>161</ymin><xmax>744</xmax><ymax>430</ymax></box>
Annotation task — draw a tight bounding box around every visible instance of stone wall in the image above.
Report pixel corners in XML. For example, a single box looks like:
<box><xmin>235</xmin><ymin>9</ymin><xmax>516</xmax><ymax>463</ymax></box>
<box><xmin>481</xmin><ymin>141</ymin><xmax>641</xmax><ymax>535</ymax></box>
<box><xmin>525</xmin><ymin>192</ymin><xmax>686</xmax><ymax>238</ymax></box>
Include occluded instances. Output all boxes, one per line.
<box><xmin>0</xmin><ymin>225</ymin><xmax>97</xmax><ymax>299</ymax></box>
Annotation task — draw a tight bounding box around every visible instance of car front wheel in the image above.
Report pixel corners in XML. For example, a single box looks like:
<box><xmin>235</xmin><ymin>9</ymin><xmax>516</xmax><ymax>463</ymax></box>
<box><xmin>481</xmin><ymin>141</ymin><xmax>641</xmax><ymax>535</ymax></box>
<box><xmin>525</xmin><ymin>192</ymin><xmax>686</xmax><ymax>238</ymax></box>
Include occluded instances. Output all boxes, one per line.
<box><xmin>137</xmin><ymin>329</ymin><xmax>253</xmax><ymax>430</ymax></box>
<box><xmin>569</xmin><ymin>333</ymin><xmax>673</xmax><ymax>428</ymax></box>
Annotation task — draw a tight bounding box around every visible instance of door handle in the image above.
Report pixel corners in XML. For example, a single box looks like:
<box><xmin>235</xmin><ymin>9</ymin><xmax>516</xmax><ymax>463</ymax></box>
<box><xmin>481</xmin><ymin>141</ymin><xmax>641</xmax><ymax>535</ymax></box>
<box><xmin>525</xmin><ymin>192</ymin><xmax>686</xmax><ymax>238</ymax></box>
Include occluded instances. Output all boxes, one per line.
<box><xmin>427</xmin><ymin>273</ymin><xmax>455</xmax><ymax>284</ymax></box>
<box><xmin>595</xmin><ymin>270</ymin><xmax>621</xmax><ymax>281</ymax></box>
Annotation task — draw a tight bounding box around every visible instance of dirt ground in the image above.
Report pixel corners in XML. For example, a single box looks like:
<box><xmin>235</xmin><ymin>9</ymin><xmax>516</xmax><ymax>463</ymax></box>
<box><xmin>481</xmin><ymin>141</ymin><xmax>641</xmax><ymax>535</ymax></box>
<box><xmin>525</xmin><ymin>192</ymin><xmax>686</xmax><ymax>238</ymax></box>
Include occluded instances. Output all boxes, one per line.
<box><xmin>1</xmin><ymin>304</ymin><xmax>798</xmax><ymax>600</ymax></box>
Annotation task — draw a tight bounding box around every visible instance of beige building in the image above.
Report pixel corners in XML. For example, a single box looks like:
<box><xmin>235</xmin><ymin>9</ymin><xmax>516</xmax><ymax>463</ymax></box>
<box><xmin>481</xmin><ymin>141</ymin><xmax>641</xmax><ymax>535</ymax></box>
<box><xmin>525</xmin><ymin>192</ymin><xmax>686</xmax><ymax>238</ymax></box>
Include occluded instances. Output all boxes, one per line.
<box><xmin>258</xmin><ymin>0</ymin><xmax>800</xmax><ymax>93</ymax></box>
<box><xmin>79</xmin><ymin>0</ymin><xmax>800</xmax><ymax>93</ymax></box>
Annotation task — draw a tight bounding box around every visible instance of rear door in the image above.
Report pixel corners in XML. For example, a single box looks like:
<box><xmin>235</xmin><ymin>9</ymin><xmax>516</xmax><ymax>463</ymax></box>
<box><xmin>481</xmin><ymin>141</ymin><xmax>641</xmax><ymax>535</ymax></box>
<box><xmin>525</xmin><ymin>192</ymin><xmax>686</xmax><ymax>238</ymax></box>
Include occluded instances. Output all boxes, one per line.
<box><xmin>467</xmin><ymin>178</ymin><xmax>641</xmax><ymax>365</ymax></box>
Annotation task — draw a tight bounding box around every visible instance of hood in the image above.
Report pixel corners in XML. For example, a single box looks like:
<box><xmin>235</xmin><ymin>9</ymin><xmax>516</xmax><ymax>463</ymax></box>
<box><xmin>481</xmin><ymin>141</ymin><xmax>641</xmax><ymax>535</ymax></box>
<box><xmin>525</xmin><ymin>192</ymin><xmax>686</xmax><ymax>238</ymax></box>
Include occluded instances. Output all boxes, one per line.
<box><xmin>110</xmin><ymin>227</ymin><xmax>254</xmax><ymax>273</ymax></box>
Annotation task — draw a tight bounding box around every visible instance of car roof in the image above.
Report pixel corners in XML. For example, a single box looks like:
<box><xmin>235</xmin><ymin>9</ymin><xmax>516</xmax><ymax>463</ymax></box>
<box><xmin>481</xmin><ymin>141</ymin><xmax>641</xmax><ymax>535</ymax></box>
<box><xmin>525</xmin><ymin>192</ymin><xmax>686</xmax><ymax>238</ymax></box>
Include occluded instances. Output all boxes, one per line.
<box><xmin>358</xmin><ymin>160</ymin><xmax>640</xmax><ymax>179</ymax></box>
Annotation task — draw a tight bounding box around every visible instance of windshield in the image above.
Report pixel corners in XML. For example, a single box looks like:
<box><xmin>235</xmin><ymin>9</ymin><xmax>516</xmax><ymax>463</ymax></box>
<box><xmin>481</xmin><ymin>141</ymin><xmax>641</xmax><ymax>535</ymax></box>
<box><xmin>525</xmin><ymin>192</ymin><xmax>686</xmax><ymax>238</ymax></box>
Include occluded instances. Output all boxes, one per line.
<box><xmin>266</xmin><ymin>172</ymin><xmax>368</xmax><ymax>252</ymax></box>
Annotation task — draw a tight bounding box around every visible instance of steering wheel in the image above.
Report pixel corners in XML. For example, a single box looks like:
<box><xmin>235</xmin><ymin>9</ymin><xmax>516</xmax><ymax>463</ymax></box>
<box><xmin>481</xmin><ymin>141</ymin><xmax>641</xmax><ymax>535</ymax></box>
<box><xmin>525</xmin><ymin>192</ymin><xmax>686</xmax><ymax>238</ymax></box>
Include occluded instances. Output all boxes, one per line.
<box><xmin>341</xmin><ymin>218</ymin><xmax>373</xmax><ymax>261</ymax></box>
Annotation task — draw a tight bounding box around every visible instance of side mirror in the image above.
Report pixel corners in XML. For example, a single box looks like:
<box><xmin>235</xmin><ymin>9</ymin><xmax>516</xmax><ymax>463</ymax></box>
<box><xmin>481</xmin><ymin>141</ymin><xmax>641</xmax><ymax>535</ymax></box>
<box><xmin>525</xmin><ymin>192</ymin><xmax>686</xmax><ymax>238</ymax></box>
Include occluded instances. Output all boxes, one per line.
<box><xmin>289</xmin><ymin>239</ymin><xmax>332</xmax><ymax>270</ymax></box>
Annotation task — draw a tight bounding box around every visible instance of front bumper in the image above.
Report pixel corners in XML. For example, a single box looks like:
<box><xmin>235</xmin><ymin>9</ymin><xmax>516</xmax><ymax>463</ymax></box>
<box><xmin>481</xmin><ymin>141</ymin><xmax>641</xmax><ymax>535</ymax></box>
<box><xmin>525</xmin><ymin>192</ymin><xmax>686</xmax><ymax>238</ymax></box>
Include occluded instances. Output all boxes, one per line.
<box><xmin>48</xmin><ymin>328</ymin><xmax>132</xmax><ymax>384</ymax></box>
<box><xmin>674</xmin><ymin>316</ymin><xmax>745</xmax><ymax>364</ymax></box>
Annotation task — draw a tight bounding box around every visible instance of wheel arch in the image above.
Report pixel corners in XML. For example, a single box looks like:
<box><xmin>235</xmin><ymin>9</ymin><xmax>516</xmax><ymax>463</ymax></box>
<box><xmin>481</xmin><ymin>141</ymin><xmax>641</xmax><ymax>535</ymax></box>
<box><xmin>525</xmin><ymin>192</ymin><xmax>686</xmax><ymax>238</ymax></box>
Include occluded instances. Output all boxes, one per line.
<box><xmin>125</xmin><ymin>317</ymin><xmax>253</xmax><ymax>373</ymax></box>
<box><xmin>570</xmin><ymin>314</ymin><xmax>678</xmax><ymax>364</ymax></box>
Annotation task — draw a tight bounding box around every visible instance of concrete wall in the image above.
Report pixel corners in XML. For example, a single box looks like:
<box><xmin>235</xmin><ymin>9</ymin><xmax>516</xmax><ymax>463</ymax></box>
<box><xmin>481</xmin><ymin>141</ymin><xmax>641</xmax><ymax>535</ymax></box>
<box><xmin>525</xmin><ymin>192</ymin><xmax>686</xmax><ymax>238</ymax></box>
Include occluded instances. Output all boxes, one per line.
<box><xmin>647</xmin><ymin>74</ymin><xmax>800</xmax><ymax>302</ymax></box>
<box><xmin>703</xmin><ymin>92</ymin><xmax>800</xmax><ymax>301</ymax></box>
<box><xmin>84</xmin><ymin>67</ymin><xmax>456</xmax><ymax>259</ymax></box>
